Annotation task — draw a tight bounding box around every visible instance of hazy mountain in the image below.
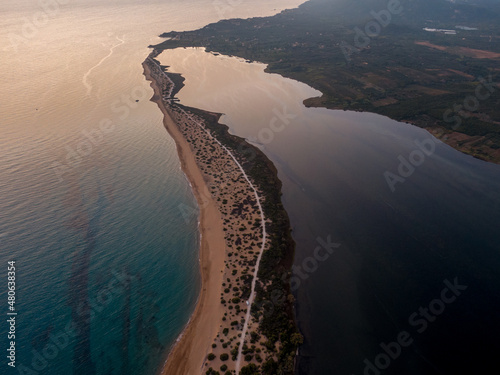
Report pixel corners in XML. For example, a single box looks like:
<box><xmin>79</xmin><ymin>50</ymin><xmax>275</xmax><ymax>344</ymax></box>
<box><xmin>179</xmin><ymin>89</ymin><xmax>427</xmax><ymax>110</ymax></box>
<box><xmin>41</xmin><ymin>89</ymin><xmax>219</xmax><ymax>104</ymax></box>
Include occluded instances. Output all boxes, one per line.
<box><xmin>300</xmin><ymin>0</ymin><xmax>500</xmax><ymax>27</ymax></box>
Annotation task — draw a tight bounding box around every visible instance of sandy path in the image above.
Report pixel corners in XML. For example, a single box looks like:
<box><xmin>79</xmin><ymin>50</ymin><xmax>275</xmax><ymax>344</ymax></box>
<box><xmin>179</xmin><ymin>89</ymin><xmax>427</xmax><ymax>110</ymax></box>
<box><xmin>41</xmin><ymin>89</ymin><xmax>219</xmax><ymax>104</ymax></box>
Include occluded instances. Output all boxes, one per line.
<box><xmin>168</xmin><ymin>86</ymin><xmax>268</xmax><ymax>375</ymax></box>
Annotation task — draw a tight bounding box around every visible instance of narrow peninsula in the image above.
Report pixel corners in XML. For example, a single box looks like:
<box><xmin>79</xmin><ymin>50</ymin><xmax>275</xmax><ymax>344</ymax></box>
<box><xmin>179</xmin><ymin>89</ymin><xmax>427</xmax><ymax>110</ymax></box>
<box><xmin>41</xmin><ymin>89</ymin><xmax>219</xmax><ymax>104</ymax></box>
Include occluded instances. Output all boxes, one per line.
<box><xmin>143</xmin><ymin>49</ymin><xmax>300</xmax><ymax>375</ymax></box>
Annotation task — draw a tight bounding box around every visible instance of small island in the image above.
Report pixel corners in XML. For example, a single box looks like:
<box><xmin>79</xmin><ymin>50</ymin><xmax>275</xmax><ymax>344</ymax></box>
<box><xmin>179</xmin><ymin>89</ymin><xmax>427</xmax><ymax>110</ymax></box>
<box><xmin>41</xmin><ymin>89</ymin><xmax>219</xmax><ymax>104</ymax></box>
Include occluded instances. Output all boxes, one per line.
<box><xmin>143</xmin><ymin>50</ymin><xmax>300</xmax><ymax>375</ymax></box>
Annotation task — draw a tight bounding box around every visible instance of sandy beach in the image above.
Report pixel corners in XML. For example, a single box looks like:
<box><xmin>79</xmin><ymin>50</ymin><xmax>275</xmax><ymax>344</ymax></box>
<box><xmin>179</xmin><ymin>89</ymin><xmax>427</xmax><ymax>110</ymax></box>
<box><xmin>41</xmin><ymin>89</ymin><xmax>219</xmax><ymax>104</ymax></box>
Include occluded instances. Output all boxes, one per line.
<box><xmin>144</xmin><ymin>52</ymin><xmax>274</xmax><ymax>374</ymax></box>
<box><xmin>144</xmin><ymin>61</ymin><xmax>227</xmax><ymax>375</ymax></box>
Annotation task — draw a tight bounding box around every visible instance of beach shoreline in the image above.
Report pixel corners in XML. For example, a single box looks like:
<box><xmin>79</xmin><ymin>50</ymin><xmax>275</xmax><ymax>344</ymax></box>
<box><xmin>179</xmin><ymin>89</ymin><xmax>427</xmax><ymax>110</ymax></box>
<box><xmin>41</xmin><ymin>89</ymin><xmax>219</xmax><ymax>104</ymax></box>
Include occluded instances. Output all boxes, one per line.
<box><xmin>143</xmin><ymin>49</ymin><xmax>300</xmax><ymax>375</ymax></box>
<box><xmin>144</xmin><ymin>61</ymin><xmax>227</xmax><ymax>375</ymax></box>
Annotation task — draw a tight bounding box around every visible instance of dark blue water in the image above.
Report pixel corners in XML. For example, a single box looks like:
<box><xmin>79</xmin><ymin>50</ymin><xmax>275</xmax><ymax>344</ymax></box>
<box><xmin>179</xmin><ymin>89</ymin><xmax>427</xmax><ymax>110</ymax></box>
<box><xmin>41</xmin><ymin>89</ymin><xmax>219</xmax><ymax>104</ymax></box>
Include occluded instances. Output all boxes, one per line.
<box><xmin>280</xmin><ymin>110</ymin><xmax>500</xmax><ymax>375</ymax></box>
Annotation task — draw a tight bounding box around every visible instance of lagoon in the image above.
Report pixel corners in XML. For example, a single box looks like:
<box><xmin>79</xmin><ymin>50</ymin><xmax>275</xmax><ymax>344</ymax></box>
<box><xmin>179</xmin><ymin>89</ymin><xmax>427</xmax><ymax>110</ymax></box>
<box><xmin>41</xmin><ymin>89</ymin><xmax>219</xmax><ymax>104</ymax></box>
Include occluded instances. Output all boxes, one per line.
<box><xmin>159</xmin><ymin>46</ymin><xmax>500</xmax><ymax>375</ymax></box>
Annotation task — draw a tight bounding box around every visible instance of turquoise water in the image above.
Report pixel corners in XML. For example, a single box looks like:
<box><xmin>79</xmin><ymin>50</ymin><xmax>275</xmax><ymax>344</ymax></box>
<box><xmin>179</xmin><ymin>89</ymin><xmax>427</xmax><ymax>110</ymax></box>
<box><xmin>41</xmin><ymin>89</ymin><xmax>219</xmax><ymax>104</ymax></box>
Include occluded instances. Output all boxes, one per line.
<box><xmin>0</xmin><ymin>111</ymin><xmax>203</xmax><ymax>374</ymax></box>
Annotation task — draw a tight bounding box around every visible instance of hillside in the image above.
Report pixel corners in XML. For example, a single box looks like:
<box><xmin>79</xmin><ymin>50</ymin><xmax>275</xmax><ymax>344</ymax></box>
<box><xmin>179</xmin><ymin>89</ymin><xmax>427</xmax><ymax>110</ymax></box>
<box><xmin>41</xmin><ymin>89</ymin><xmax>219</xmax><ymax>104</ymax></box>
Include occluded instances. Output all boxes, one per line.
<box><xmin>153</xmin><ymin>0</ymin><xmax>500</xmax><ymax>162</ymax></box>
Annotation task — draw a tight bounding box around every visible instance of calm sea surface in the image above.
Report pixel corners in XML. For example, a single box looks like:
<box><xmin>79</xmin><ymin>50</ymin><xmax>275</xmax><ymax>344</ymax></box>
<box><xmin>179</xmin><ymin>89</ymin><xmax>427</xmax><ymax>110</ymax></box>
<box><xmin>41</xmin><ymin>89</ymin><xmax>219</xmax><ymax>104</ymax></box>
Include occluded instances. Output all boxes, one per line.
<box><xmin>160</xmin><ymin>47</ymin><xmax>500</xmax><ymax>375</ymax></box>
<box><xmin>0</xmin><ymin>1</ymin><xmax>304</xmax><ymax>374</ymax></box>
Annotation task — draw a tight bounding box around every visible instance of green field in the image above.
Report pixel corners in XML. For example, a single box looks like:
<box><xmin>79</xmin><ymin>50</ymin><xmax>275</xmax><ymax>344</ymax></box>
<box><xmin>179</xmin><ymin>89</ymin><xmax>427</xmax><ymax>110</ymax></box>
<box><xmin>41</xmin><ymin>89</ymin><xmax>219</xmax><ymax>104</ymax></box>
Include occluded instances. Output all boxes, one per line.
<box><xmin>153</xmin><ymin>0</ymin><xmax>500</xmax><ymax>161</ymax></box>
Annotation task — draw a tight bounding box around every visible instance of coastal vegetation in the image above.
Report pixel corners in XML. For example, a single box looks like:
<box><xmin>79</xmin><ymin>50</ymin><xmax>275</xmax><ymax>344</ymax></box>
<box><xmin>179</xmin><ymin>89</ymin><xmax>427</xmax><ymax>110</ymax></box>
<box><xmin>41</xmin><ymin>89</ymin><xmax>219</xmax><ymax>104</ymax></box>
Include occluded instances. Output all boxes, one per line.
<box><xmin>186</xmin><ymin>105</ymin><xmax>301</xmax><ymax>375</ymax></box>
<box><xmin>144</xmin><ymin>55</ymin><xmax>300</xmax><ymax>374</ymax></box>
<box><xmin>153</xmin><ymin>0</ymin><xmax>500</xmax><ymax>162</ymax></box>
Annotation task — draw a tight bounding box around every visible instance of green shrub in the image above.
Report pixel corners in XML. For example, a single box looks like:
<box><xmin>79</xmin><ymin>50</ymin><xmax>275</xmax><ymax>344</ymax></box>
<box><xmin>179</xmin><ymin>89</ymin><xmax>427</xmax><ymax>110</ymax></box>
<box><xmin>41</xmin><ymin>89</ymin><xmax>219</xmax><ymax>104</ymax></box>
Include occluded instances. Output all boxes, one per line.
<box><xmin>240</xmin><ymin>363</ymin><xmax>259</xmax><ymax>375</ymax></box>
